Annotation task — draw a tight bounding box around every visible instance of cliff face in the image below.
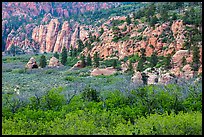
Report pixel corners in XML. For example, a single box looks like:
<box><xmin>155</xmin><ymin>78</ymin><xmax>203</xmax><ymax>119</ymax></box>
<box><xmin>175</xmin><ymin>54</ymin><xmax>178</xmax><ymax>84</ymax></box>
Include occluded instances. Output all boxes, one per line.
<box><xmin>82</xmin><ymin>19</ymin><xmax>187</xmax><ymax>60</ymax></box>
<box><xmin>2</xmin><ymin>2</ymin><xmax>120</xmax><ymax>53</ymax></box>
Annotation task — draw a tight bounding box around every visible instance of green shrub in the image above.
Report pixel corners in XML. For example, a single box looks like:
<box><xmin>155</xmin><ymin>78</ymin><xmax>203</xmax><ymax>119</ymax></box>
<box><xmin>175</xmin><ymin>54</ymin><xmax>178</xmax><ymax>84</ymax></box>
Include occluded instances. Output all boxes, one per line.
<box><xmin>11</xmin><ymin>68</ymin><xmax>25</xmax><ymax>74</ymax></box>
<box><xmin>82</xmin><ymin>86</ymin><xmax>100</xmax><ymax>102</ymax></box>
<box><xmin>64</xmin><ymin>76</ymin><xmax>77</xmax><ymax>81</ymax></box>
<box><xmin>30</xmin><ymin>87</ymin><xmax>66</xmax><ymax>111</ymax></box>
<box><xmin>133</xmin><ymin>111</ymin><xmax>202</xmax><ymax>135</ymax></box>
<box><xmin>44</xmin><ymin>69</ymin><xmax>56</xmax><ymax>74</ymax></box>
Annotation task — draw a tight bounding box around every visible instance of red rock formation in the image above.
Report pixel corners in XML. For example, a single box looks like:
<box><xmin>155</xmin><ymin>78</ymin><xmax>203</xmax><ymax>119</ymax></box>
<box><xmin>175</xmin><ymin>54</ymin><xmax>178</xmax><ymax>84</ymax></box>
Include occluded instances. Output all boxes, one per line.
<box><xmin>54</xmin><ymin>21</ymin><xmax>71</xmax><ymax>52</ymax></box>
<box><xmin>172</xmin><ymin>50</ymin><xmax>189</xmax><ymax>67</ymax></box>
<box><xmin>90</xmin><ymin>67</ymin><xmax>117</xmax><ymax>76</ymax></box>
<box><xmin>45</xmin><ymin>19</ymin><xmax>60</xmax><ymax>52</ymax></box>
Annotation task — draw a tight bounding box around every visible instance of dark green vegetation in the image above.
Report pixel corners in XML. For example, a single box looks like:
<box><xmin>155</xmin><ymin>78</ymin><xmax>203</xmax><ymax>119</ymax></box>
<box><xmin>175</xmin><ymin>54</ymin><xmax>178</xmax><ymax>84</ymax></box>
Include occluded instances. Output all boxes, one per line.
<box><xmin>39</xmin><ymin>55</ymin><xmax>46</xmax><ymax>68</ymax></box>
<box><xmin>2</xmin><ymin>54</ymin><xmax>202</xmax><ymax>135</ymax></box>
<box><xmin>61</xmin><ymin>47</ymin><xmax>68</xmax><ymax>65</ymax></box>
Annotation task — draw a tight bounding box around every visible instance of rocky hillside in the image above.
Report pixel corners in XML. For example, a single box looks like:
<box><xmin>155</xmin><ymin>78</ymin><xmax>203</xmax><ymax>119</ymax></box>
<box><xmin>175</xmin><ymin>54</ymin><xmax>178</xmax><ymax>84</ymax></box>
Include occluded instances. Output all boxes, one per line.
<box><xmin>2</xmin><ymin>2</ymin><xmax>121</xmax><ymax>52</ymax></box>
<box><xmin>2</xmin><ymin>2</ymin><xmax>202</xmax><ymax>72</ymax></box>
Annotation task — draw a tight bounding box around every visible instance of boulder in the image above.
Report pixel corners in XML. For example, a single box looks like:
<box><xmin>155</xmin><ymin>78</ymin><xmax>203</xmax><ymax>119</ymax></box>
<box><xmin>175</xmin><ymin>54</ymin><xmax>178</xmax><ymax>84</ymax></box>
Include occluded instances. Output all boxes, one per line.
<box><xmin>148</xmin><ymin>73</ymin><xmax>159</xmax><ymax>85</ymax></box>
<box><xmin>69</xmin><ymin>60</ymin><xmax>84</xmax><ymax>70</ymax></box>
<box><xmin>158</xmin><ymin>73</ymin><xmax>174</xmax><ymax>85</ymax></box>
<box><xmin>25</xmin><ymin>57</ymin><xmax>38</xmax><ymax>69</ymax></box>
<box><xmin>131</xmin><ymin>71</ymin><xmax>143</xmax><ymax>85</ymax></box>
<box><xmin>48</xmin><ymin>56</ymin><xmax>63</xmax><ymax>67</ymax></box>
<box><xmin>90</xmin><ymin>67</ymin><xmax>117</xmax><ymax>76</ymax></box>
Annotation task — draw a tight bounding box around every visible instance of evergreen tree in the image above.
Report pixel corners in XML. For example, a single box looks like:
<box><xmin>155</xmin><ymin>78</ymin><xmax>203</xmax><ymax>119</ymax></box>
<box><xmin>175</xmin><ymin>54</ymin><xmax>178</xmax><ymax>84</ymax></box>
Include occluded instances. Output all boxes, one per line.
<box><xmin>141</xmin><ymin>72</ymin><xmax>149</xmax><ymax>85</ymax></box>
<box><xmin>53</xmin><ymin>52</ymin><xmax>59</xmax><ymax>59</ymax></box>
<box><xmin>77</xmin><ymin>39</ymin><xmax>84</xmax><ymax>53</ymax></box>
<box><xmin>137</xmin><ymin>48</ymin><xmax>146</xmax><ymax>72</ymax></box>
<box><xmin>85</xmin><ymin>41</ymin><xmax>92</xmax><ymax>51</ymax></box>
<box><xmin>149</xmin><ymin>15</ymin><xmax>158</xmax><ymax>27</ymax></box>
<box><xmin>99</xmin><ymin>27</ymin><xmax>104</xmax><ymax>35</ymax></box>
<box><xmin>61</xmin><ymin>46</ymin><xmax>67</xmax><ymax>65</ymax></box>
<box><xmin>39</xmin><ymin>55</ymin><xmax>46</xmax><ymax>68</ymax></box>
<box><xmin>150</xmin><ymin>52</ymin><xmax>158</xmax><ymax>68</ymax></box>
<box><xmin>128</xmin><ymin>60</ymin><xmax>134</xmax><ymax>73</ymax></box>
<box><xmin>112</xmin><ymin>59</ymin><xmax>117</xmax><ymax>69</ymax></box>
<box><xmin>86</xmin><ymin>54</ymin><xmax>92</xmax><ymax>66</ymax></box>
<box><xmin>137</xmin><ymin>59</ymin><xmax>144</xmax><ymax>72</ymax></box>
<box><xmin>191</xmin><ymin>46</ymin><xmax>200</xmax><ymax>71</ymax></box>
<box><xmin>126</xmin><ymin>15</ymin><xmax>131</xmax><ymax>25</ymax></box>
<box><xmin>172</xmin><ymin>12</ymin><xmax>177</xmax><ymax>20</ymax></box>
<box><xmin>9</xmin><ymin>44</ymin><xmax>16</xmax><ymax>56</ymax></box>
<box><xmin>164</xmin><ymin>54</ymin><xmax>172</xmax><ymax>69</ymax></box>
<box><xmin>160</xmin><ymin>7</ymin><xmax>169</xmax><ymax>22</ymax></box>
<box><xmin>80</xmin><ymin>54</ymin><xmax>86</xmax><ymax>67</ymax></box>
<box><xmin>73</xmin><ymin>48</ymin><xmax>78</xmax><ymax>57</ymax></box>
<box><xmin>181</xmin><ymin>56</ymin><xmax>187</xmax><ymax>67</ymax></box>
<box><xmin>70</xmin><ymin>45</ymin><xmax>73</xmax><ymax>57</ymax></box>
<box><xmin>93</xmin><ymin>52</ymin><xmax>100</xmax><ymax>67</ymax></box>
<box><xmin>140</xmin><ymin>48</ymin><xmax>146</xmax><ymax>62</ymax></box>
<box><xmin>123</xmin><ymin>25</ymin><xmax>127</xmax><ymax>31</ymax></box>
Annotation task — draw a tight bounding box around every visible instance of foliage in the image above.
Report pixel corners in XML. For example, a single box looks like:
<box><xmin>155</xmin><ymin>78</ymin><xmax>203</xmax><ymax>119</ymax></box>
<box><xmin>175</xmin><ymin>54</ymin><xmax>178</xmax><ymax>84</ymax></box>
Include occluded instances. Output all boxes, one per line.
<box><xmin>80</xmin><ymin>54</ymin><xmax>86</xmax><ymax>68</ymax></box>
<box><xmin>2</xmin><ymin>81</ymin><xmax>202</xmax><ymax>135</ymax></box>
<box><xmin>81</xmin><ymin>86</ymin><xmax>100</xmax><ymax>102</ymax></box>
<box><xmin>101</xmin><ymin>59</ymin><xmax>121</xmax><ymax>69</ymax></box>
<box><xmin>53</xmin><ymin>52</ymin><xmax>59</xmax><ymax>59</ymax></box>
<box><xmin>93</xmin><ymin>52</ymin><xmax>100</xmax><ymax>67</ymax></box>
<box><xmin>181</xmin><ymin>56</ymin><xmax>187</xmax><ymax>67</ymax></box>
<box><xmin>77</xmin><ymin>39</ymin><xmax>84</xmax><ymax>53</ymax></box>
<box><xmin>61</xmin><ymin>47</ymin><xmax>67</xmax><ymax>65</ymax></box>
<box><xmin>191</xmin><ymin>46</ymin><xmax>200</xmax><ymax>71</ymax></box>
<box><xmin>86</xmin><ymin>54</ymin><xmax>92</xmax><ymax>66</ymax></box>
<box><xmin>39</xmin><ymin>55</ymin><xmax>46</xmax><ymax>68</ymax></box>
<box><xmin>164</xmin><ymin>54</ymin><xmax>171</xmax><ymax>69</ymax></box>
<box><xmin>112</xmin><ymin>59</ymin><xmax>117</xmax><ymax>69</ymax></box>
<box><xmin>149</xmin><ymin>52</ymin><xmax>158</xmax><ymax>68</ymax></box>
<box><xmin>99</xmin><ymin>27</ymin><xmax>104</xmax><ymax>35</ymax></box>
<box><xmin>126</xmin><ymin>15</ymin><xmax>131</xmax><ymax>25</ymax></box>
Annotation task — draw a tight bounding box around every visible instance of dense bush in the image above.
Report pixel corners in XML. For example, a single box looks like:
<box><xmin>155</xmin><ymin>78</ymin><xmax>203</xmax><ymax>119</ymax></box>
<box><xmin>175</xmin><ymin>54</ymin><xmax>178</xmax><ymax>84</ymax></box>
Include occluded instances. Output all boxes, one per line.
<box><xmin>2</xmin><ymin>82</ymin><xmax>202</xmax><ymax>135</ymax></box>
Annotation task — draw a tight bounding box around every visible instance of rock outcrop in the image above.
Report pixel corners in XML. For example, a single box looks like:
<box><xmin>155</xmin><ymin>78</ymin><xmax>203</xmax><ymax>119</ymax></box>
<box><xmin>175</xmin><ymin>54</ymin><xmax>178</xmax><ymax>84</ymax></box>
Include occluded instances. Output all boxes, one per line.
<box><xmin>131</xmin><ymin>71</ymin><xmax>143</xmax><ymax>85</ymax></box>
<box><xmin>69</xmin><ymin>61</ymin><xmax>84</xmax><ymax>70</ymax></box>
<box><xmin>172</xmin><ymin>50</ymin><xmax>189</xmax><ymax>67</ymax></box>
<box><xmin>25</xmin><ymin>57</ymin><xmax>38</xmax><ymax>69</ymax></box>
<box><xmin>48</xmin><ymin>56</ymin><xmax>63</xmax><ymax>67</ymax></box>
<box><xmin>90</xmin><ymin>67</ymin><xmax>117</xmax><ymax>76</ymax></box>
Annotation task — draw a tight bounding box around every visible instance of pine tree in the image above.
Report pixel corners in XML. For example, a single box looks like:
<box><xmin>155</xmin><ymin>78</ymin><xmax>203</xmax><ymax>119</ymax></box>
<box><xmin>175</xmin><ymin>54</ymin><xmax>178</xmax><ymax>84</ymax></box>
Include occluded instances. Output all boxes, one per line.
<box><xmin>61</xmin><ymin>46</ymin><xmax>67</xmax><ymax>65</ymax></box>
<box><xmin>77</xmin><ymin>39</ymin><xmax>84</xmax><ymax>53</ymax></box>
<box><xmin>191</xmin><ymin>46</ymin><xmax>200</xmax><ymax>71</ymax></box>
<box><xmin>126</xmin><ymin>15</ymin><xmax>131</xmax><ymax>25</ymax></box>
<box><xmin>73</xmin><ymin>48</ymin><xmax>78</xmax><ymax>57</ymax></box>
<box><xmin>39</xmin><ymin>55</ymin><xmax>46</xmax><ymax>68</ymax></box>
<box><xmin>9</xmin><ymin>44</ymin><xmax>16</xmax><ymax>56</ymax></box>
<box><xmin>181</xmin><ymin>56</ymin><xmax>187</xmax><ymax>67</ymax></box>
<box><xmin>137</xmin><ymin>48</ymin><xmax>146</xmax><ymax>72</ymax></box>
<box><xmin>149</xmin><ymin>15</ymin><xmax>158</xmax><ymax>27</ymax></box>
<box><xmin>80</xmin><ymin>54</ymin><xmax>86</xmax><ymax>67</ymax></box>
<box><xmin>141</xmin><ymin>72</ymin><xmax>149</xmax><ymax>85</ymax></box>
<box><xmin>53</xmin><ymin>52</ymin><xmax>59</xmax><ymax>59</ymax></box>
<box><xmin>93</xmin><ymin>52</ymin><xmax>100</xmax><ymax>67</ymax></box>
<box><xmin>150</xmin><ymin>52</ymin><xmax>158</xmax><ymax>68</ymax></box>
<box><xmin>86</xmin><ymin>54</ymin><xmax>92</xmax><ymax>66</ymax></box>
<box><xmin>99</xmin><ymin>27</ymin><xmax>104</xmax><ymax>35</ymax></box>
<box><xmin>112</xmin><ymin>59</ymin><xmax>117</xmax><ymax>69</ymax></box>
<box><xmin>164</xmin><ymin>54</ymin><xmax>172</xmax><ymax>69</ymax></box>
<box><xmin>137</xmin><ymin>59</ymin><xmax>144</xmax><ymax>72</ymax></box>
<box><xmin>70</xmin><ymin>45</ymin><xmax>73</xmax><ymax>57</ymax></box>
<box><xmin>127</xmin><ymin>60</ymin><xmax>134</xmax><ymax>74</ymax></box>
